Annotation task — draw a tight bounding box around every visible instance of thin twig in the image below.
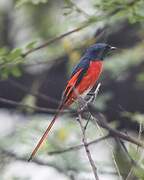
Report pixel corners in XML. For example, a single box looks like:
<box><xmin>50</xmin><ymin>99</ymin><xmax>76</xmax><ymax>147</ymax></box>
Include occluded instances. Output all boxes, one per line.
<box><xmin>9</xmin><ymin>78</ymin><xmax>60</xmax><ymax>105</ymax></box>
<box><xmin>0</xmin><ymin>149</ymin><xmax>66</xmax><ymax>174</ymax></box>
<box><xmin>126</xmin><ymin>121</ymin><xmax>143</xmax><ymax>180</ymax></box>
<box><xmin>118</xmin><ymin>139</ymin><xmax>137</xmax><ymax>166</ymax></box>
<box><xmin>87</xmin><ymin>105</ymin><xmax>144</xmax><ymax>148</ymax></box>
<box><xmin>0</xmin><ymin>96</ymin><xmax>70</xmax><ymax>114</ymax></box>
<box><xmin>76</xmin><ymin>84</ymin><xmax>100</xmax><ymax>180</ymax></box>
<box><xmin>77</xmin><ymin>114</ymin><xmax>99</xmax><ymax>180</ymax></box>
<box><xmin>8</xmin><ymin>79</ymin><xmax>75</xmax><ymax>113</ymax></box>
<box><xmin>22</xmin><ymin>23</ymin><xmax>88</xmax><ymax>57</ymax></box>
<box><xmin>92</xmin><ymin>109</ymin><xmax>122</xmax><ymax>179</ymax></box>
<box><xmin>80</xmin><ymin>84</ymin><xmax>144</xmax><ymax>179</ymax></box>
<box><xmin>0</xmin><ymin>148</ymin><xmax>122</xmax><ymax>176</ymax></box>
<box><xmin>81</xmin><ymin>83</ymin><xmax>122</xmax><ymax>179</ymax></box>
<box><xmin>48</xmin><ymin>134</ymin><xmax>110</xmax><ymax>155</ymax></box>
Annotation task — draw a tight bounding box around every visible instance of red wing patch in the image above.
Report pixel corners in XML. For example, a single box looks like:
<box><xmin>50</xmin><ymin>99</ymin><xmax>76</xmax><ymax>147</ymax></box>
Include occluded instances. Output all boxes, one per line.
<box><xmin>63</xmin><ymin>69</ymin><xmax>83</xmax><ymax>105</ymax></box>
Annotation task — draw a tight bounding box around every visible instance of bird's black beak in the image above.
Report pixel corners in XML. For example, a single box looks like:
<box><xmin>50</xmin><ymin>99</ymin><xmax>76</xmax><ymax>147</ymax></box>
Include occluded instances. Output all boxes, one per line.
<box><xmin>110</xmin><ymin>46</ymin><xmax>117</xmax><ymax>50</ymax></box>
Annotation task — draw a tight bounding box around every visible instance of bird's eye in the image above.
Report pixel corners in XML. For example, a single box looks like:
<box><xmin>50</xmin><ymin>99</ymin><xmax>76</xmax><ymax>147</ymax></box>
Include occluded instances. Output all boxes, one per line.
<box><xmin>106</xmin><ymin>45</ymin><xmax>111</xmax><ymax>49</ymax></box>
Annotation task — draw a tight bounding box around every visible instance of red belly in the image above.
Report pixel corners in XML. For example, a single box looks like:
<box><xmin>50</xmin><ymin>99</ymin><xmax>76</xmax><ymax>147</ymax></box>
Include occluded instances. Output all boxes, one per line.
<box><xmin>77</xmin><ymin>61</ymin><xmax>103</xmax><ymax>94</ymax></box>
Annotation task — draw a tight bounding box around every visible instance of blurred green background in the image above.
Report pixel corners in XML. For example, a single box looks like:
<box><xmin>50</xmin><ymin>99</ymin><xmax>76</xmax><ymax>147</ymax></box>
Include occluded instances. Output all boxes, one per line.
<box><xmin>0</xmin><ymin>0</ymin><xmax>144</xmax><ymax>180</ymax></box>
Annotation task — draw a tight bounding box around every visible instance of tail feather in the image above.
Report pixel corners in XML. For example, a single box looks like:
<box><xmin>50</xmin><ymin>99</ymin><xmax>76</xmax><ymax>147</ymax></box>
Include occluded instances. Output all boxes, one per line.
<box><xmin>28</xmin><ymin>104</ymin><xmax>64</xmax><ymax>161</ymax></box>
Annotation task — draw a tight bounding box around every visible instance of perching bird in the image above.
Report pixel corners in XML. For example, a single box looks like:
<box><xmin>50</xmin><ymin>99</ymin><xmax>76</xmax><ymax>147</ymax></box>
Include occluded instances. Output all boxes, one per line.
<box><xmin>28</xmin><ymin>43</ymin><xmax>116</xmax><ymax>161</ymax></box>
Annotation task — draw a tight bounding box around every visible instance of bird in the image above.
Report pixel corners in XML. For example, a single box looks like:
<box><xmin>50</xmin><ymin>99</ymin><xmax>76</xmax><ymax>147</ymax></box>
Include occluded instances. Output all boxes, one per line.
<box><xmin>28</xmin><ymin>43</ymin><xmax>116</xmax><ymax>161</ymax></box>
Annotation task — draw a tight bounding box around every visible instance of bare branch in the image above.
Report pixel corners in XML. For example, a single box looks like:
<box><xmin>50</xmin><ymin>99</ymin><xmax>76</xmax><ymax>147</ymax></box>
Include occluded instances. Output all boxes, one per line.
<box><xmin>48</xmin><ymin>134</ymin><xmax>110</xmax><ymax>155</ymax></box>
<box><xmin>125</xmin><ymin>121</ymin><xmax>143</xmax><ymax>180</ymax></box>
<box><xmin>117</xmin><ymin>139</ymin><xmax>137</xmax><ymax>166</ymax></box>
<box><xmin>22</xmin><ymin>23</ymin><xmax>88</xmax><ymax>57</ymax></box>
<box><xmin>77</xmin><ymin>114</ymin><xmax>99</xmax><ymax>180</ymax></box>
<box><xmin>0</xmin><ymin>96</ymin><xmax>70</xmax><ymax>114</ymax></box>
<box><xmin>0</xmin><ymin>148</ymin><xmax>121</xmax><ymax>176</ymax></box>
<box><xmin>9</xmin><ymin>79</ymin><xmax>60</xmax><ymax>105</ymax></box>
<box><xmin>8</xmin><ymin>79</ymin><xmax>75</xmax><ymax>114</ymax></box>
<box><xmin>0</xmin><ymin>149</ymin><xmax>66</xmax><ymax>174</ymax></box>
<box><xmin>87</xmin><ymin>104</ymin><xmax>144</xmax><ymax>148</ymax></box>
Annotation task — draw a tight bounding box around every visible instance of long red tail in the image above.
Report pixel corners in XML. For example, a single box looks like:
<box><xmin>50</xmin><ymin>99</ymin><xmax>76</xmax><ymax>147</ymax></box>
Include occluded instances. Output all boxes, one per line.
<box><xmin>28</xmin><ymin>104</ymin><xmax>64</xmax><ymax>161</ymax></box>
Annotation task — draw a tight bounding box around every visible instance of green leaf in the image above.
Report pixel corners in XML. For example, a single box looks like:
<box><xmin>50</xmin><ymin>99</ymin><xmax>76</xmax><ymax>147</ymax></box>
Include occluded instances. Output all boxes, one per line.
<box><xmin>1</xmin><ymin>68</ymin><xmax>10</xmax><ymax>79</ymax></box>
<box><xmin>8</xmin><ymin>48</ymin><xmax>22</xmax><ymax>61</ymax></box>
<box><xmin>0</xmin><ymin>48</ymin><xmax>8</xmax><ymax>56</ymax></box>
<box><xmin>11</xmin><ymin>66</ymin><xmax>22</xmax><ymax>77</ymax></box>
<box><xmin>25</xmin><ymin>40</ymin><xmax>37</xmax><ymax>50</ymax></box>
<box><xmin>31</xmin><ymin>0</ymin><xmax>48</xmax><ymax>5</ymax></box>
<box><xmin>15</xmin><ymin>0</ymin><xmax>28</xmax><ymax>8</ymax></box>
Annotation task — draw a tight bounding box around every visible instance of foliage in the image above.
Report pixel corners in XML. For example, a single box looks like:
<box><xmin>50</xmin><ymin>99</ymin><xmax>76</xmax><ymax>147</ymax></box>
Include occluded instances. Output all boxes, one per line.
<box><xmin>94</xmin><ymin>0</ymin><xmax>144</xmax><ymax>23</ymax></box>
<box><xmin>0</xmin><ymin>48</ymin><xmax>23</xmax><ymax>79</ymax></box>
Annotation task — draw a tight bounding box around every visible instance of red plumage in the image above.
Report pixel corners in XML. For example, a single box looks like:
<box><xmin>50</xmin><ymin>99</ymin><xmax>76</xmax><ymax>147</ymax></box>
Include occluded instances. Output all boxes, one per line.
<box><xmin>64</xmin><ymin>61</ymin><xmax>103</xmax><ymax>106</ymax></box>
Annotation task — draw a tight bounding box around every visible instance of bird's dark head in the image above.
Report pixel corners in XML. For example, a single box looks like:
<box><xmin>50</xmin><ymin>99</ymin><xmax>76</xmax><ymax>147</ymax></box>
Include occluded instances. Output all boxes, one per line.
<box><xmin>86</xmin><ymin>43</ymin><xmax>116</xmax><ymax>61</ymax></box>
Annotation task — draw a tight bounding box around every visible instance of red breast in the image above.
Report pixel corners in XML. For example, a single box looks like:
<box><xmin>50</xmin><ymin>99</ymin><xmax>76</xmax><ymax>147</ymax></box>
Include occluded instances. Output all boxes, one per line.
<box><xmin>76</xmin><ymin>60</ymin><xmax>103</xmax><ymax>94</ymax></box>
<box><xmin>64</xmin><ymin>60</ymin><xmax>103</xmax><ymax>106</ymax></box>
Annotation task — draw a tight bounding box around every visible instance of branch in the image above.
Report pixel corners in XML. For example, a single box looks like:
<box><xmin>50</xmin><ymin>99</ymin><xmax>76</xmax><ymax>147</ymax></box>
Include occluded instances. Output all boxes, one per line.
<box><xmin>22</xmin><ymin>23</ymin><xmax>88</xmax><ymax>57</ymax></box>
<box><xmin>0</xmin><ymin>149</ymin><xmax>66</xmax><ymax>174</ymax></box>
<box><xmin>48</xmin><ymin>134</ymin><xmax>110</xmax><ymax>155</ymax></box>
<box><xmin>9</xmin><ymin>78</ymin><xmax>60</xmax><ymax>105</ymax></box>
<box><xmin>77</xmin><ymin>113</ymin><xmax>99</xmax><ymax>180</ymax></box>
<box><xmin>74</xmin><ymin>83</ymin><xmax>144</xmax><ymax>149</ymax></box>
<box><xmin>0</xmin><ymin>96</ymin><xmax>70</xmax><ymax>114</ymax></box>
<box><xmin>87</xmin><ymin>104</ymin><xmax>144</xmax><ymax>148</ymax></box>
<box><xmin>117</xmin><ymin>139</ymin><xmax>137</xmax><ymax>166</ymax></box>
<box><xmin>8</xmin><ymin>79</ymin><xmax>75</xmax><ymax>113</ymax></box>
<box><xmin>0</xmin><ymin>148</ymin><xmax>121</xmax><ymax>178</ymax></box>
